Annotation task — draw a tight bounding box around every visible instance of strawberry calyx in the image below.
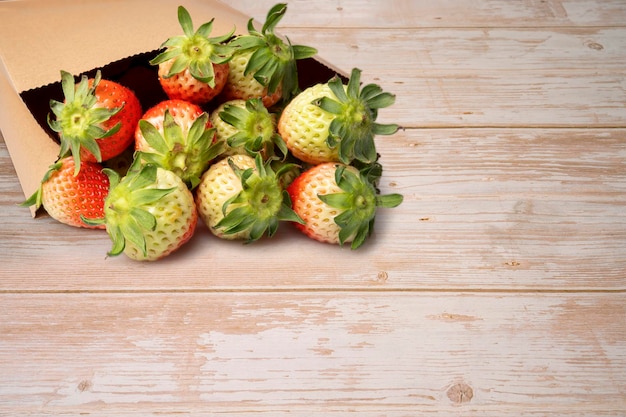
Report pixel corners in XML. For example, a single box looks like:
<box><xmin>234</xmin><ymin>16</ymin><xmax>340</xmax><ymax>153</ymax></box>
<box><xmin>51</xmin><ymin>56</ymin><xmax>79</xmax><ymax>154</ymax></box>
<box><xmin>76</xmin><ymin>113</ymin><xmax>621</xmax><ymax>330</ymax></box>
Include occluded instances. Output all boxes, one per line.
<box><xmin>218</xmin><ymin>98</ymin><xmax>288</xmax><ymax>159</ymax></box>
<box><xmin>150</xmin><ymin>6</ymin><xmax>235</xmax><ymax>86</ymax></box>
<box><xmin>136</xmin><ymin>110</ymin><xmax>223</xmax><ymax>189</ymax></box>
<box><xmin>20</xmin><ymin>160</ymin><xmax>65</xmax><ymax>209</ymax></box>
<box><xmin>83</xmin><ymin>163</ymin><xmax>177</xmax><ymax>257</ymax></box>
<box><xmin>215</xmin><ymin>154</ymin><xmax>304</xmax><ymax>242</ymax></box>
<box><xmin>318</xmin><ymin>164</ymin><xmax>403</xmax><ymax>249</ymax></box>
<box><xmin>228</xmin><ymin>3</ymin><xmax>317</xmax><ymax>101</ymax></box>
<box><xmin>48</xmin><ymin>70</ymin><xmax>122</xmax><ymax>175</ymax></box>
<box><xmin>314</xmin><ymin>68</ymin><xmax>399</xmax><ymax>165</ymax></box>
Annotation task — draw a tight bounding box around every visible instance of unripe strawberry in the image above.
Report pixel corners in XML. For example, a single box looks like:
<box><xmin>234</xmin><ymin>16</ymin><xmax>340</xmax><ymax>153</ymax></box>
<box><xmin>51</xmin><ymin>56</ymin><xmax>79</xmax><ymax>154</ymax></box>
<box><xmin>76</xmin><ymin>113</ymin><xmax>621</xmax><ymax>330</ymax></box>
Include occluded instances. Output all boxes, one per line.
<box><xmin>219</xmin><ymin>50</ymin><xmax>283</xmax><ymax>108</ymax></box>
<box><xmin>223</xmin><ymin>3</ymin><xmax>317</xmax><ymax>107</ymax></box>
<box><xmin>195</xmin><ymin>154</ymin><xmax>302</xmax><ymax>242</ymax></box>
<box><xmin>84</xmin><ymin>163</ymin><xmax>197</xmax><ymax>261</ymax></box>
<box><xmin>209</xmin><ymin>98</ymin><xmax>286</xmax><ymax>160</ymax></box>
<box><xmin>278</xmin><ymin>68</ymin><xmax>398</xmax><ymax>166</ymax></box>
<box><xmin>287</xmin><ymin>162</ymin><xmax>403</xmax><ymax>249</ymax></box>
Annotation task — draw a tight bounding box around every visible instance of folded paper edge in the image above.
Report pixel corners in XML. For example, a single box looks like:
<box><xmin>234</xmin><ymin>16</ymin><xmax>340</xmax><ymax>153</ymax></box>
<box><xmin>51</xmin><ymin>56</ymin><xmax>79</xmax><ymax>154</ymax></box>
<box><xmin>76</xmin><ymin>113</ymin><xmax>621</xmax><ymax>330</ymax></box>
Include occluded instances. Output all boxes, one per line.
<box><xmin>0</xmin><ymin>54</ymin><xmax>59</xmax><ymax>217</ymax></box>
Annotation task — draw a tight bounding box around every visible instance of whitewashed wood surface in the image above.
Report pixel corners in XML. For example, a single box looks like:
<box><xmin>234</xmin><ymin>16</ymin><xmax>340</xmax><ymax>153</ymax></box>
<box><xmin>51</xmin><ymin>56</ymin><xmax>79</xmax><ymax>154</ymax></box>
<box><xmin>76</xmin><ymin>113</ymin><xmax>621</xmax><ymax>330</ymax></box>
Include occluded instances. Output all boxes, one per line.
<box><xmin>0</xmin><ymin>0</ymin><xmax>624</xmax><ymax>415</ymax></box>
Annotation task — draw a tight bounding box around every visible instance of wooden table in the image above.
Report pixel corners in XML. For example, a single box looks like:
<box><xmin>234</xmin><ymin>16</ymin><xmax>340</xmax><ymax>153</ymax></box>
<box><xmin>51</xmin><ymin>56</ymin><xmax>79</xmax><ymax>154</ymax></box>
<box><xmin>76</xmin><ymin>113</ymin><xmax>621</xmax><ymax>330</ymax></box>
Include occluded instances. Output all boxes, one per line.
<box><xmin>1</xmin><ymin>1</ymin><xmax>625</xmax><ymax>415</ymax></box>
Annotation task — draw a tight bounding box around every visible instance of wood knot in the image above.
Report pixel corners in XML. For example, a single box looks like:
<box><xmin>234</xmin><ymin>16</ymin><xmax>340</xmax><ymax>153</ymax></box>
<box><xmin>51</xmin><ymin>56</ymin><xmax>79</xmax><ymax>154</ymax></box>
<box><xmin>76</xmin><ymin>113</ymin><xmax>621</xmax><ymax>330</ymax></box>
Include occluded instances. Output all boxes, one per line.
<box><xmin>446</xmin><ymin>382</ymin><xmax>473</xmax><ymax>404</ymax></box>
<box><xmin>77</xmin><ymin>379</ymin><xmax>92</xmax><ymax>392</ymax></box>
<box><xmin>376</xmin><ymin>271</ymin><xmax>389</xmax><ymax>282</ymax></box>
<box><xmin>584</xmin><ymin>40</ymin><xmax>604</xmax><ymax>50</ymax></box>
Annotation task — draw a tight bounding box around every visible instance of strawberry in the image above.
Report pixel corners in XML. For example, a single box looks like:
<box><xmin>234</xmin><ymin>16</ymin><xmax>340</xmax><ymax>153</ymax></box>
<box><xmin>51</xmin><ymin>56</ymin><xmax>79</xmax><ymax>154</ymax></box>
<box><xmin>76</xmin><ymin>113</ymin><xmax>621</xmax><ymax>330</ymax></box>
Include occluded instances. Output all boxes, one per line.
<box><xmin>278</xmin><ymin>68</ymin><xmax>398</xmax><ymax>166</ymax></box>
<box><xmin>22</xmin><ymin>157</ymin><xmax>109</xmax><ymax>229</ymax></box>
<box><xmin>150</xmin><ymin>6</ymin><xmax>235</xmax><ymax>105</ymax></box>
<box><xmin>134</xmin><ymin>99</ymin><xmax>223</xmax><ymax>189</ymax></box>
<box><xmin>83</xmin><ymin>162</ymin><xmax>197</xmax><ymax>261</ymax></box>
<box><xmin>221</xmin><ymin>3</ymin><xmax>317</xmax><ymax>107</ymax></box>
<box><xmin>48</xmin><ymin>70</ymin><xmax>142</xmax><ymax>175</ymax></box>
<box><xmin>209</xmin><ymin>98</ymin><xmax>287</xmax><ymax>160</ymax></box>
<box><xmin>195</xmin><ymin>154</ymin><xmax>302</xmax><ymax>242</ymax></box>
<box><xmin>287</xmin><ymin>162</ymin><xmax>403</xmax><ymax>249</ymax></box>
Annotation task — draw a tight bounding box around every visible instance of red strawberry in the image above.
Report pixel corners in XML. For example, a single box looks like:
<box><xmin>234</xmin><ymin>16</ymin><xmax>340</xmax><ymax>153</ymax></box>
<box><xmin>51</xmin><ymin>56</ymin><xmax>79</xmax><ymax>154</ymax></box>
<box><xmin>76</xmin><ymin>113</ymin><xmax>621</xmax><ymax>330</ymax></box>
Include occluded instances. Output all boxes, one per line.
<box><xmin>48</xmin><ymin>70</ymin><xmax>142</xmax><ymax>175</ymax></box>
<box><xmin>22</xmin><ymin>157</ymin><xmax>109</xmax><ymax>229</ymax></box>
<box><xmin>287</xmin><ymin>162</ymin><xmax>403</xmax><ymax>249</ymax></box>
<box><xmin>134</xmin><ymin>99</ymin><xmax>223</xmax><ymax>189</ymax></box>
<box><xmin>150</xmin><ymin>6</ymin><xmax>235</xmax><ymax>105</ymax></box>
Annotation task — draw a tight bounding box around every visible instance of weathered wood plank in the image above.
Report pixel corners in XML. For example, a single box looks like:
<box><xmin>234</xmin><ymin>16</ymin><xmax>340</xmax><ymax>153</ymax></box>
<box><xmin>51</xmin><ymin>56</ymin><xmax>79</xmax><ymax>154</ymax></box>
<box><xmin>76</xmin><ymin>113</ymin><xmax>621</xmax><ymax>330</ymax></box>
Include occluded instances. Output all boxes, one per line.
<box><xmin>224</xmin><ymin>0</ymin><xmax>626</xmax><ymax>28</ymax></box>
<box><xmin>0</xmin><ymin>292</ymin><xmax>624</xmax><ymax>415</ymax></box>
<box><xmin>2</xmin><ymin>128</ymin><xmax>624</xmax><ymax>291</ymax></box>
<box><xmin>279</xmin><ymin>27</ymin><xmax>626</xmax><ymax>127</ymax></box>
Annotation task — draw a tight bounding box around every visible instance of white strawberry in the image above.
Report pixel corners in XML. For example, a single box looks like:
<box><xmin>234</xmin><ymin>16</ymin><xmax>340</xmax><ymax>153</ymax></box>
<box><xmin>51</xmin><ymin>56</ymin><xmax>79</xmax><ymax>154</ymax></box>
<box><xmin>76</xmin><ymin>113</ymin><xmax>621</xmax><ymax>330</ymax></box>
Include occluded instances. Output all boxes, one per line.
<box><xmin>221</xmin><ymin>3</ymin><xmax>317</xmax><ymax>107</ymax></box>
<box><xmin>209</xmin><ymin>98</ymin><xmax>287</xmax><ymax>160</ymax></box>
<box><xmin>84</xmin><ymin>162</ymin><xmax>197</xmax><ymax>261</ymax></box>
<box><xmin>195</xmin><ymin>154</ymin><xmax>302</xmax><ymax>242</ymax></box>
<box><xmin>278</xmin><ymin>68</ymin><xmax>398</xmax><ymax>165</ymax></box>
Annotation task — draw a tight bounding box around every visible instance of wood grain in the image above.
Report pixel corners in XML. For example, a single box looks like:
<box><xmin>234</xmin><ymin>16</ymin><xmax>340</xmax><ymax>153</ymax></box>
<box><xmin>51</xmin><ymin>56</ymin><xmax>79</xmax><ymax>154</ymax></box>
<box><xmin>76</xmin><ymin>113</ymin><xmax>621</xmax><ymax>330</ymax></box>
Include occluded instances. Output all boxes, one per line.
<box><xmin>0</xmin><ymin>0</ymin><xmax>625</xmax><ymax>415</ymax></box>
<box><xmin>1</xmin><ymin>292</ymin><xmax>624</xmax><ymax>415</ymax></box>
<box><xmin>2</xmin><ymin>128</ymin><xmax>624</xmax><ymax>291</ymax></box>
<box><xmin>225</xmin><ymin>0</ymin><xmax>626</xmax><ymax>28</ymax></box>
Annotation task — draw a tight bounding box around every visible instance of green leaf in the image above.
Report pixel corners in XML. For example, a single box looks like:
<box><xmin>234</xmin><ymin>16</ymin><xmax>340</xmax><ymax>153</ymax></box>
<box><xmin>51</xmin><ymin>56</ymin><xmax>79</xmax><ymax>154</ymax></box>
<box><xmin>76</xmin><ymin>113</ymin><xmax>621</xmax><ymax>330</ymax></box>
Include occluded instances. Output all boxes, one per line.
<box><xmin>352</xmin><ymin>133</ymin><xmax>377</xmax><ymax>164</ymax></box>
<box><xmin>316</xmin><ymin>97</ymin><xmax>343</xmax><ymax>115</ymax></box>
<box><xmin>132</xmin><ymin>187</ymin><xmax>176</xmax><ymax>207</ymax></box>
<box><xmin>162</xmin><ymin>110</ymin><xmax>184</xmax><ymax>148</ymax></box>
<box><xmin>210</xmin><ymin>29</ymin><xmax>236</xmax><ymax>46</ymax></box>
<box><xmin>119</xmin><ymin>216</ymin><xmax>148</xmax><ymax>257</ymax></box>
<box><xmin>246</xmin><ymin>47</ymin><xmax>273</xmax><ymax>78</ymax></box>
<box><xmin>60</xmin><ymin>70</ymin><xmax>75</xmax><ymax>103</ymax></box>
<box><xmin>219</xmin><ymin>105</ymin><xmax>249</xmax><ymax>130</ymax></box>
<box><xmin>277</xmin><ymin>199</ymin><xmax>305</xmax><ymax>225</ymax></box>
<box><xmin>229</xmin><ymin>35</ymin><xmax>265</xmax><ymax>50</ymax></box>
<box><xmin>81</xmin><ymin>214</ymin><xmax>106</xmax><ymax>227</ymax></box>
<box><xmin>130</xmin><ymin>207</ymin><xmax>157</xmax><ymax>231</ymax></box>
<box><xmin>318</xmin><ymin>192</ymin><xmax>352</xmax><ymax>210</ymax></box>
<box><xmin>350</xmin><ymin>221</ymin><xmax>371</xmax><ymax>249</ymax></box>
<box><xmin>366</xmin><ymin>91</ymin><xmax>396</xmax><ymax>109</ymax></box>
<box><xmin>196</xmin><ymin>18</ymin><xmax>214</xmax><ymax>38</ymax></box>
<box><xmin>187</xmin><ymin>113</ymin><xmax>210</xmax><ymax>146</ymax></box>
<box><xmin>128</xmin><ymin>164</ymin><xmax>158</xmax><ymax>189</ymax></box>
<box><xmin>189</xmin><ymin>59</ymin><xmax>215</xmax><ymax>85</ymax></box>
<box><xmin>359</xmin><ymin>83</ymin><xmax>384</xmax><ymax>102</ymax></box>
<box><xmin>262</xmin><ymin>3</ymin><xmax>287</xmax><ymax>34</ymax></box>
<box><xmin>327</xmin><ymin>76</ymin><xmax>348</xmax><ymax>102</ymax></box>
<box><xmin>372</xmin><ymin>122</ymin><xmax>399</xmax><ymax>136</ymax></box>
<box><xmin>102</xmin><ymin>168</ymin><xmax>121</xmax><ymax>189</ymax></box>
<box><xmin>177</xmin><ymin>6</ymin><xmax>195</xmax><ymax>38</ymax></box>
<box><xmin>376</xmin><ymin>193</ymin><xmax>404</xmax><ymax>208</ymax></box>
<box><xmin>227</xmin><ymin>131</ymin><xmax>250</xmax><ymax>149</ymax></box>
<box><xmin>79</xmin><ymin>135</ymin><xmax>103</xmax><ymax>163</ymax></box>
<box><xmin>246</xmin><ymin>18</ymin><xmax>259</xmax><ymax>36</ymax></box>
<box><xmin>149</xmin><ymin>47</ymin><xmax>182</xmax><ymax>66</ymax></box>
<box><xmin>139</xmin><ymin>119</ymin><xmax>169</xmax><ymax>155</ymax></box>
<box><xmin>292</xmin><ymin>44</ymin><xmax>317</xmax><ymax>60</ymax></box>
<box><xmin>273</xmin><ymin>133</ymin><xmax>289</xmax><ymax>160</ymax></box>
<box><xmin>107</xmin><ymin>225</ymin><xmax>126</xmax><ymax>256</ymax></box>
<box><xmin>346</xmin><ymin>67</ymin><xmax>361</xmax><ymax>99</ymax></box>
<box><xmin>168</xmin><ymin>55</ymin><xmax>191</xmax><ymax>77</ymax></box>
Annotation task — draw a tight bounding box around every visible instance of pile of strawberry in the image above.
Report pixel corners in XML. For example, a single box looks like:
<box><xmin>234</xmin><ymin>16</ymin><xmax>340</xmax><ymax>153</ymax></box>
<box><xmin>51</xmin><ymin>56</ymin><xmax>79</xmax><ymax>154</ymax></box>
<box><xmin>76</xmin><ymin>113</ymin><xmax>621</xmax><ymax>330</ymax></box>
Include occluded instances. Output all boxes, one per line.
<box><xmin>23</xmin><ymin>4</ymin><xmax>403</xmax><ymax>261</ymax></box>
